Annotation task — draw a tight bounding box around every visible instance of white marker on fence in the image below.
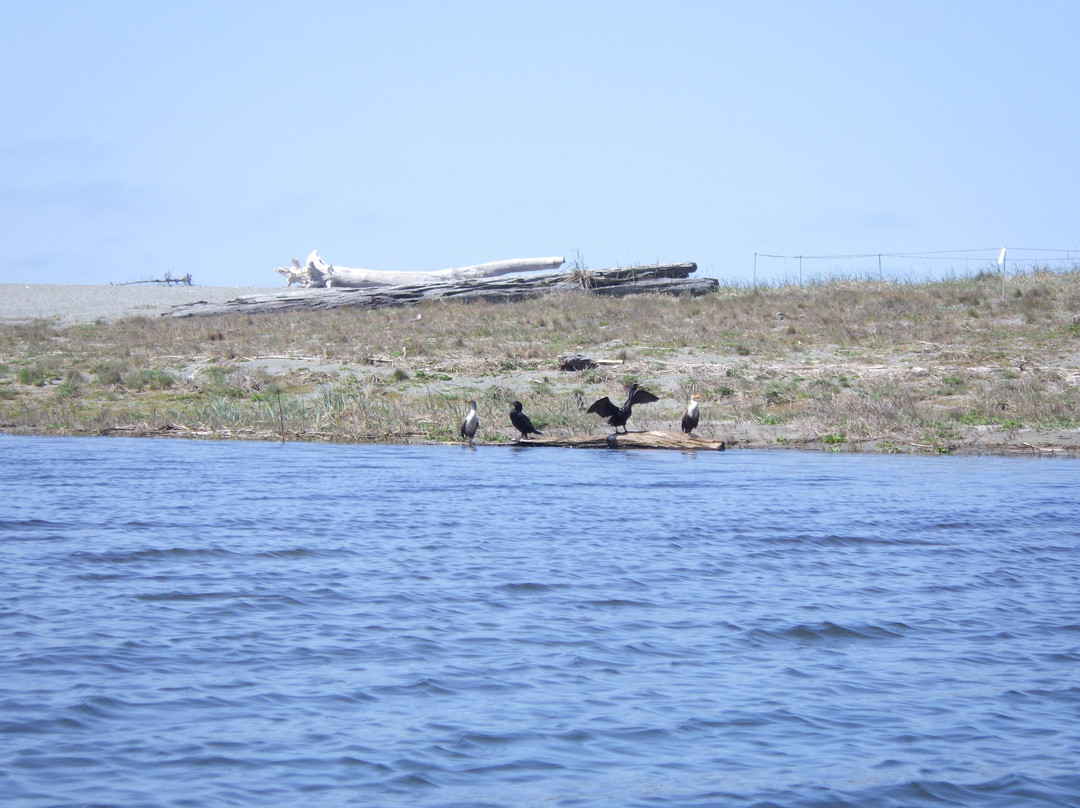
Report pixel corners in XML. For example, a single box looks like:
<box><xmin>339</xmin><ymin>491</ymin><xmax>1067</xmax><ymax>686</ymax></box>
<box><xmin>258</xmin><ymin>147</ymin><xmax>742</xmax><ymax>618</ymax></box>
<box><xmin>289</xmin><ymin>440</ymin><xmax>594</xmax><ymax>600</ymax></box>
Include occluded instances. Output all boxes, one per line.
<box><xmin>998</xmin><ymin>246</ymin><xmax>1007</xmax><ymax>301</ymax></box>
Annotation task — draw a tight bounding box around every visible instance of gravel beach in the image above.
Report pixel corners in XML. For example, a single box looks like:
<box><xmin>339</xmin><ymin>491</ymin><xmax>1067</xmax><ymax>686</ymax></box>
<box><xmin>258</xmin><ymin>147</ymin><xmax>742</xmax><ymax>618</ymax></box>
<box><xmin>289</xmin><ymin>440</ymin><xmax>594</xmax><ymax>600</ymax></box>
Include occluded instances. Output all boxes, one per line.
<box><xmin>0</xmin><ymin>284</ymin><xmax>283</xmax><ymax>325</ymax></box>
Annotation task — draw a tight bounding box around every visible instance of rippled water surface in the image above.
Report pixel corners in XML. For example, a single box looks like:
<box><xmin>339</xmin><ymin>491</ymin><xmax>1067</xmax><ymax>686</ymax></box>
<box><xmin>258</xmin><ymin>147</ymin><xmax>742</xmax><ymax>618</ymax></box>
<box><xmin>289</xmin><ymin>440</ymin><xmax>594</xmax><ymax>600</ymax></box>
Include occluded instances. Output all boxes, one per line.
<box><xmin>2</xmin><ymin>435</ymin><xmax>1079</xmax><ymax>807</ymax></box>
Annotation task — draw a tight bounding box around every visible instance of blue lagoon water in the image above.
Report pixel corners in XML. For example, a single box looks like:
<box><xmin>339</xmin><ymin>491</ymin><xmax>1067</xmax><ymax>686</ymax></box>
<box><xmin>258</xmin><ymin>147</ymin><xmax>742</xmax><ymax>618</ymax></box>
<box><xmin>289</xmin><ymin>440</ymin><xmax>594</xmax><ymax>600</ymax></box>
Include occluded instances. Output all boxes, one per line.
<box><xmin>2</xmin><ymin>435</ymin><xmax>1079</xmax><ymax>807</ymax></box>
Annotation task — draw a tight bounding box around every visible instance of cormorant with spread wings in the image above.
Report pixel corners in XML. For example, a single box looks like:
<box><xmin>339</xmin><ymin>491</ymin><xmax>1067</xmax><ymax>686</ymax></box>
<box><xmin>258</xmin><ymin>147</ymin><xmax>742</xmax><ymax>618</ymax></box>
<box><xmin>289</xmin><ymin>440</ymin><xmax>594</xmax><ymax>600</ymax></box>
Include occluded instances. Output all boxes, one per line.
<box><xmin>586</xmin><ymin>383</ymin><xmax>659</xmax><ymax>433</ymax></box>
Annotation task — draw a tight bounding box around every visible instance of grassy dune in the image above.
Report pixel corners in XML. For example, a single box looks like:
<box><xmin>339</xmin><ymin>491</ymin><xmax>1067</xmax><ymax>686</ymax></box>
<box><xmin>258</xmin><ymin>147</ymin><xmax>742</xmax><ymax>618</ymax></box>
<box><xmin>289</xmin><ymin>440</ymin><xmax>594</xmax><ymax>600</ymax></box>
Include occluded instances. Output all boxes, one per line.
<box><xmin>2</xmin><ymin>269</ymin><xmax>1079</xmax><ymax>454</ymax></box>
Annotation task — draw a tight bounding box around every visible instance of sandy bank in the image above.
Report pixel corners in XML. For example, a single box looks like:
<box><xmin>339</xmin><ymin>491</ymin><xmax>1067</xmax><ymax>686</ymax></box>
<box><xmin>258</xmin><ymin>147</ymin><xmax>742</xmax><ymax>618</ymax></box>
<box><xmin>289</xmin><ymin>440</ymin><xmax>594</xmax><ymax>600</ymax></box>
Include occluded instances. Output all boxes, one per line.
<box><xmin>0</xmin><ymin>284</ymin><xmax>283</xmax><ymax>326</ymax></box>
<box><xmin>3</xmin><ymin>276</ymin><xmax>1079</xmax><ymax>456</ymax></box>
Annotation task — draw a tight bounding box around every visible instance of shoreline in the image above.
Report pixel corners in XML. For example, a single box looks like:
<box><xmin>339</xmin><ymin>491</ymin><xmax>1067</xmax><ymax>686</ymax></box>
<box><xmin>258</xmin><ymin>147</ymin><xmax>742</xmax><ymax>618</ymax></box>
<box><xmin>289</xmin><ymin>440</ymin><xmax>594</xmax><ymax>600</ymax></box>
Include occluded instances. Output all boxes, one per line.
<box><xmin>4</xmin><ymin>419</ymin><xmax>1075</xmax><ymax>458</ymax></box>
<box><xmin>3</xmin><ymin>412</ymin><xmax>1077</xmax><ymax>458</ymax></box>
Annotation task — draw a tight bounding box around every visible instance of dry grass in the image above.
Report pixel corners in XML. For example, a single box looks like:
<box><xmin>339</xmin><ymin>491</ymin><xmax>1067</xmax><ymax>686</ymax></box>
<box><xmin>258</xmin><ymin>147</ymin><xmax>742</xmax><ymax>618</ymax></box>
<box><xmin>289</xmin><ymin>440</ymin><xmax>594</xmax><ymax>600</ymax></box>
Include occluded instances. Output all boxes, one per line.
<box><xmin>2</xmin><ymin>268</ymin><xmax>1079</xmax><ymax>453</ymax></box>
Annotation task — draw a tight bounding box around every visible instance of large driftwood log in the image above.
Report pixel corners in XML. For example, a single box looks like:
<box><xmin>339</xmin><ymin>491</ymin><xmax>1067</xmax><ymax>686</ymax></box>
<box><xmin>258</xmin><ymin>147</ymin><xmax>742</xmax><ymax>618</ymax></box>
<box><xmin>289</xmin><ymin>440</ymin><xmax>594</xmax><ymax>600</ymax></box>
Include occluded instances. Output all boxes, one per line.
<box><xmin>516</xmin><ymin>430</ymin><xmax>726</xmax><ymax>451</ymax></box>
<box><xmin>170</xmin><ymin>263</ymin><xmax>715</xmax><ymax>317</ymax></box>
<box><xmin>277</xmin><ymin>250</ymin><xmax>565</xmax><ymax>288</ymax></box>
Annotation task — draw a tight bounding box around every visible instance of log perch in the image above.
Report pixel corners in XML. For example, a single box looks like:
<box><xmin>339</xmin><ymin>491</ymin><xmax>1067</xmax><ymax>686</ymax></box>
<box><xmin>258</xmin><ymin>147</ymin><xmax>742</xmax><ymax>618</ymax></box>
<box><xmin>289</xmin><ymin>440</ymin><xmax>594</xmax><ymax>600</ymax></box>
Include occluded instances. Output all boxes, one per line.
<box><xmin>514</xmin><ymin>430</ymin><xmax>726</xmax><ymax>451</ymax></box>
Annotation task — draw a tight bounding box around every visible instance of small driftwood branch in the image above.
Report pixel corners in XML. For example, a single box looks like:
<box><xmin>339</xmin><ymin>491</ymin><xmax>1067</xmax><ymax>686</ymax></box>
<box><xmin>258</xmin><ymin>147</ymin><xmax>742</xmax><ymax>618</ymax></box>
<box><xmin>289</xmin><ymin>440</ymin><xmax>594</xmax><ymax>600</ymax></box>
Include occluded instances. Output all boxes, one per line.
<box><xmin>277</xmin><ymin>250</ymin><xmax>565</xmax><ymax>288</ymax></box>
<box><xmin>517</xmin><ymin>430</ymin><xmax>726</xmax><ymax>451</ymax></box>
<box><xmin>557</xmin><ymin>354</ymin><xmax>624</xmax><ymax>371</ymax></box>
<box><xmin>171</xmin><ymin>263</ymin><xmax>714</xmax><ymax>318</ymax></box>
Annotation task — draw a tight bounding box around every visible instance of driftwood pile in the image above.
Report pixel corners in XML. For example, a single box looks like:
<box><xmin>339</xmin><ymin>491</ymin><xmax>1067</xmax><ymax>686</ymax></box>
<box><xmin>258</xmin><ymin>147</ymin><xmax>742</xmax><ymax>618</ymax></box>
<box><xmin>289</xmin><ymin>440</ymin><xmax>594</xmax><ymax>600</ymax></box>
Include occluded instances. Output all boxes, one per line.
<box><xmin>170</xmin><ymin>254</ymin><xmax>716</xmax><ymax>318</ymax></box>
<box><xmin>114</xmin><ymin>272</ymin><xmax>193</xmax><ymax>287</ymax></box>
<box><xmin>277</xmin><ymin>250</ymin><xmax>566</xmax><ymax>288</ymax></box>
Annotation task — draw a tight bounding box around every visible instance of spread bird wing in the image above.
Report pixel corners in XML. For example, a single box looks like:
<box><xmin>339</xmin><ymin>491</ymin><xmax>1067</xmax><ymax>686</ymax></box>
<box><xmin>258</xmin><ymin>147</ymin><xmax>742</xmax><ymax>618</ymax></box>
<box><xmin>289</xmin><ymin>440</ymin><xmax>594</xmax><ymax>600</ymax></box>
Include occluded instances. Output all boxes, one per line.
<box><xmin>630</xmin><ymin>388</ymin><xmax>659</xmax><ymax>405</ymax></box>
<box><xmin>586</xmin><ymin>397</ymin><xmax>619</xmax><ymax>417</ymax></box>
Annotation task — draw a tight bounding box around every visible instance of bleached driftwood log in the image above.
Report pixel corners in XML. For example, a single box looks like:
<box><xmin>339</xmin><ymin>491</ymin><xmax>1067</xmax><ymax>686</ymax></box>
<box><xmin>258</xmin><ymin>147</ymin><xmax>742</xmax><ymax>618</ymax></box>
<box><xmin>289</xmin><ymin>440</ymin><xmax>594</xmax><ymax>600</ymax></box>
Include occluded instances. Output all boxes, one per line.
<box><xmin>170</xmin><ymin>263</ymin><xmax>714</xmax><ymax>318</ymax></box>
<box><xmin>277</xmin><ymin>250</ymin><xmax>565</xmax><ymax>288</ymax></box>
<box><xmin>518</xmin><ymin>430</ymin><xmax>726</xmax><ymax>451</ymax></box>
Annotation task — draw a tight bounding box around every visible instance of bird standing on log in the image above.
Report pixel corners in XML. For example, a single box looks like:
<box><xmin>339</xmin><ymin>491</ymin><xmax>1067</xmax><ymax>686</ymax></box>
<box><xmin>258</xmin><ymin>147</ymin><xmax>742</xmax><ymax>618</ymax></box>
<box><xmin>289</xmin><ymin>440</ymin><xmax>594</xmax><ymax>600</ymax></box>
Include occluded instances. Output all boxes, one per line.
<box><xmin>682</xmin><ymin>394</ymin><xmax>701</xmax><ymax>435</ymax></box>
<box><xmin>460</xmin><ymin>400</ymin><xmax>478</xmax><ymax>445</ymax></box>
<box><xmin>509</xmin><ymin>401</ymin><xmax>542</xmax><ymax>441</ymax></box>
<box><xmin>586</xmin><ymin>383</ymin><xmax>659</xmax><ymax>433</ymax></box>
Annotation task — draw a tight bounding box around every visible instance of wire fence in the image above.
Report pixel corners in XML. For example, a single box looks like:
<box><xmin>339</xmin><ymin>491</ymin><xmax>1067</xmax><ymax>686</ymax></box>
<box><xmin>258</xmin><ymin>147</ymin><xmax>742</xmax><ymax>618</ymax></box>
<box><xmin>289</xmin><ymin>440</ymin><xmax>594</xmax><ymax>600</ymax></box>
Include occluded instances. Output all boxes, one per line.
<box><xmin>752</xmin><ymin>247</ymin><xmax>1080</xmax><ymax>286</ymax></box>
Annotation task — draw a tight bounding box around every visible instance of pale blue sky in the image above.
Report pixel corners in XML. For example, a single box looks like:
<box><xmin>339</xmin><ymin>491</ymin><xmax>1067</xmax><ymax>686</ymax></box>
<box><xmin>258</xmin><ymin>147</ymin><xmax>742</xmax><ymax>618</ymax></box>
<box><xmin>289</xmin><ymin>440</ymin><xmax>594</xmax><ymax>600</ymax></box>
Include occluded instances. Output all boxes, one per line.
<box><xmin>2</xmin><ymin>1</ymin><xmax>1077</xmax><ymax>286</ymax></box>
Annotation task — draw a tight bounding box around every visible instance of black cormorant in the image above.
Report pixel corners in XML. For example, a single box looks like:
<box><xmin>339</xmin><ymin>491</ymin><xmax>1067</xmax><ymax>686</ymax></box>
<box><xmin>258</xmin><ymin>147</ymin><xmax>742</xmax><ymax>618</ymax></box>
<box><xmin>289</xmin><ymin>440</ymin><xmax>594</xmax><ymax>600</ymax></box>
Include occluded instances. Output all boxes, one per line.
<box><xmin>682</xmin><ymin>394</ymin><xmax>701</xmax><ymax>435</ymax></box>
<box><xmin>460</xmin><ymin>400</ymin><xmax>478</xmax><ymax>444</ymax></box>
<box><xmin>509</xmin><ymin>400</ymin><xmax>542</xmax><ymax>441</ymax></box>
<box><xmin>586</xmin><ymin>383</ymin><xmax>659</xmax><ymax>433</ymax></box>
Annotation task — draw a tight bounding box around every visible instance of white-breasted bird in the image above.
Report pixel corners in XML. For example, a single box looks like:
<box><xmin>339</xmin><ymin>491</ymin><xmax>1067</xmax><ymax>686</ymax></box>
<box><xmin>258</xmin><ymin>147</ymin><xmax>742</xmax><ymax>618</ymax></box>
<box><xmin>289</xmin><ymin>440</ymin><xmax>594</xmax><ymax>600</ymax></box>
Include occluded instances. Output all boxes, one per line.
<box><xmin>681</xmin><ymin>394</ymin><xmax>701</xmax><ymax>435</ymax></box>
<box><xmin>460</xmin><ymin>400</ymin><xmax>479</xmax><ymax>445</ymax></box>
